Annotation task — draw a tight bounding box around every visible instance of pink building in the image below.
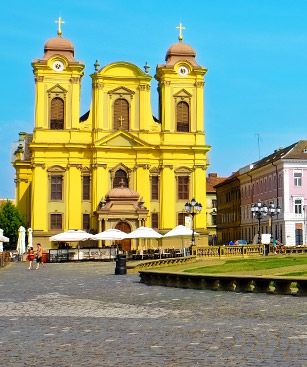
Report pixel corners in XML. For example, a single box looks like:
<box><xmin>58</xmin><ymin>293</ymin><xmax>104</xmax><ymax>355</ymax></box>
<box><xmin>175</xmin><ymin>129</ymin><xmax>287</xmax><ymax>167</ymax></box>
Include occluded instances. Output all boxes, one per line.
<box><xmin>239</xmin><ymin>141</ymin><xmax>307</xmax><ymax>246</ymax></box>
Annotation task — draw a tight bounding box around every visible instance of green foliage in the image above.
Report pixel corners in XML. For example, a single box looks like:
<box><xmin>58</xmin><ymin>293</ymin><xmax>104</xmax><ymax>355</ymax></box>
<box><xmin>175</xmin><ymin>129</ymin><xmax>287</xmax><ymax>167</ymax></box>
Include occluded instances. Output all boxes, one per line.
<box><xmin>0</xmin><ymin>201</ymin><xmax>26</xmax><ymax>249</ymax></box>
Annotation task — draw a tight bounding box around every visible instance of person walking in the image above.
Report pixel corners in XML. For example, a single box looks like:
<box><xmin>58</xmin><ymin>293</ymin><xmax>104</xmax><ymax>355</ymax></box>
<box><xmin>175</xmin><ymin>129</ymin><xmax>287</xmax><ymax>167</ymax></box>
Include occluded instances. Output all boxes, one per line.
<box><xmin>27</xmin><ymin>247</ymin><xmax>35</xmax><ymax>270</ymax></box>
<box><xmin>35</xmin><ymin>243</ymin><xmax>43</xmax><ymax>270</ymax></box>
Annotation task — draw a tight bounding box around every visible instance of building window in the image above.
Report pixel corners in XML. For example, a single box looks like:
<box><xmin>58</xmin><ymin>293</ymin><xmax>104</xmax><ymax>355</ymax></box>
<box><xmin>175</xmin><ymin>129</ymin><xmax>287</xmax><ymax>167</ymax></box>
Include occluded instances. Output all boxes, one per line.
<box><xmin>212</xmin><ymin>199</ymin><xmax>217</xmax><ymax>208</ymax></box>
<box><xmin>113</xmin><ymin>98</ymin><xmax>129</xmax><ymax>130</ymax></box>
<box><xmin>177</xmin><ymin>176</ymin><xmax>189</xmax><ymax>200</ymax></box>
<box><xmin>82</xmin><ymin>214</ymin><xmax>90</xmax><ymax>231</ymax></box>
<box><xmin>151</xmin><ymin>176</ymin><xmax>159</xmax><ymax>200</ymax></box>
<box><xmin>294</xmin><ymin>198</ymin><xmax>302</xmax><ymax>214</ymax></box>
<box><xmin>294</xmin><ymin>172</ymin><xmax>302</xmax><ymax>186</ymax></box>
<box><xmin>50</xmin><ymin>213</ymin><xmax>62</xmax><ymax>230</ymax></box>
<box><xmin>212</xmin><ymin>214</ymin><xmax>217</xmax><ymax>226</ymax></box>
<box><xmin>151</xmin><ymin>213</ymin><xmax>158</xmax><ymax>229</ymax></box>
<box><xmin>178</xmin><ymin>212</ymin><xmax>186</xmax><ymax>225</ymax></box>
<box><xmin>51</xmin><ymin>175</ymin><xmax>63</xmax><ymax>200</ymax></box>
<box><xmin>113</xmin><ymin>169</ymin><xmax>128</xmax><ymax>188</ymax></box>
<box><xmin>176</xmin><ymin>101</ymin><xmax>189</xmax><ymax>132</ymax></box>
<box><xmin>82</xmin><ymin>176</ymin><xmax>90</xmax><ymax>200</ymax></box>
<box><xmin>50</xmin><ymin>97</ymin><xmax>64</xmax><ymax>129</ymax></box>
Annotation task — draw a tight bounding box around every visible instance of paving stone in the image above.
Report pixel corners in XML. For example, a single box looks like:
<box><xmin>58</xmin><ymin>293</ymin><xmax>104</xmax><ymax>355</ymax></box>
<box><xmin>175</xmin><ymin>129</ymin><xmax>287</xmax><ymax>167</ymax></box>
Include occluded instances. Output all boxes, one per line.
<box><xmin>0</xmin><ymin>262</ymin><xmax>306</xmax><ymax>366</ymax></box>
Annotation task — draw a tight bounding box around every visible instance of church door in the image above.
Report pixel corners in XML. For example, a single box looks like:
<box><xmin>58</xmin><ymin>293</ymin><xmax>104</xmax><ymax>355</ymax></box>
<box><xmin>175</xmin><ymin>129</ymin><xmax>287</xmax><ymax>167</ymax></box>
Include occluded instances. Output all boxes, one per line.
<box><xmin>116</xmin><ymin>222</ymin><xmax>131</xmax><ymax>252</ymax></box>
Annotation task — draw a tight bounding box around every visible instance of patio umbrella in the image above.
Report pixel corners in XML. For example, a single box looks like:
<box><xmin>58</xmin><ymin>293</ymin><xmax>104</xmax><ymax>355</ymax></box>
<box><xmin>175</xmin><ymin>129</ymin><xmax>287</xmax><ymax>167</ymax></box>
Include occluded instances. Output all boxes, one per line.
<box><xmin>27</xmin><ymin>228</ymin><xmax>33</xmax><ymax>249</ymax></box>
<box><xmin>0</xmin><ymin>228</ymin><xmax>9</xmax><ymax>243</ymax></box>
<box><xmin>49</xmin><ymin>230</ymin><xmax>95</xmax><ymax>242</ymax></box>
<box><xmin>125</xmin><ymin>226</ymin><xmax>163</xmax><ymax>239</ymax></box>
<box><xmin>163</xmin><ymin>225</ymin><xmax>199</xmax><ymax>256</ymax></box>
<box><xmin>125</xmin><ymin>226</ymin><xmax>162</xmax><ymax>258</ymax></box>
<box><xmin>16</xmin><ymin>226</ymin><xmax>26</xmax><ymax>256</ymax></box>
<box><xmin>163</xmin><ymin>225</ymin><xmax>199</xmax><ymax>238</ymax></box>
<box><xmin>93</xmin><ymin>228</ymin><xmax>127</xmax><ymax>241</ymax></box>
<box><xmin>0</xmin><ymin>228</ymin><xmax>9</xmax><ymax>252</ymax></box>
<box><xmin>0</xmin><ymin>235</ymin><xmax>9</xmax><ymax>242</ymax></box>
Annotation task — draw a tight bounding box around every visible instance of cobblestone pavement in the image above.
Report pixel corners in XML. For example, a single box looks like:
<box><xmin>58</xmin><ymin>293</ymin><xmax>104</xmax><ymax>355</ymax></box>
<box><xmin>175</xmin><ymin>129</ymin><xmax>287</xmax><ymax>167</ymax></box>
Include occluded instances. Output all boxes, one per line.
<box><xmin>0</xmin><ymin>262</ymin><xmax>306</xmax><ymax>367</ymax></box>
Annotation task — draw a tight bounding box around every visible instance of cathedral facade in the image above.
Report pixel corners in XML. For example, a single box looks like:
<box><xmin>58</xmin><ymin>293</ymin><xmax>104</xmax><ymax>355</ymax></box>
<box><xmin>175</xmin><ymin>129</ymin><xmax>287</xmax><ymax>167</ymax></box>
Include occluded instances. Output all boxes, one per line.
<box><xmin>13</xmin><ymin>21</ymin><xmax>210</xmax><ymax>249</ymax></box>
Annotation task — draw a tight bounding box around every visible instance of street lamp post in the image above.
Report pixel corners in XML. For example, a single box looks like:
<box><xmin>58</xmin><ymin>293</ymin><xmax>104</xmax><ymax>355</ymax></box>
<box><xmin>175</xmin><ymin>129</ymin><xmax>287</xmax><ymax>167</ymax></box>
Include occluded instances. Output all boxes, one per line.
<box><xmin>185</xmin><ymin>198</ymin><xmax>202</xmax><ymax>247</ymax></box>
<box><xmin>251</xmin><ymin>200</ymin><xmax>268</xmax><ymax>254</ymax></box>
<box><xmin>267</xmin><ymin>201</ymin><xmax>281</xmax><ymax>243</ymax></box>
<box><xmin>251</xmin><ymin>200</ymin><xmax>281</xmax><ymax>255</ymax></box>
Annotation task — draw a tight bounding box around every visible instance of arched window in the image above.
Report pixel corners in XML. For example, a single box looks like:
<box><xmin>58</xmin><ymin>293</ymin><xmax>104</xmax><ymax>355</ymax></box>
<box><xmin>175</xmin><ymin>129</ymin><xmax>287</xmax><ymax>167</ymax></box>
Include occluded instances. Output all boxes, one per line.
<box><xmin>176</xmin><ymin>101</ymin><xmax>189</xmax><ymax>132</ymax></box>
<box><xmin>50</xmin><ymin>97</ymin><xmax>64</xmax><ymax>129</ymax></box>
<box><xmin>113</xmin><ymin>98</ymin><xmax>129</xmax><ymax>130</ymax></box>
<box><xmin>113</xmin><ymin>169</ymin><xmax>128</xmax><ymax>188</ymax></box>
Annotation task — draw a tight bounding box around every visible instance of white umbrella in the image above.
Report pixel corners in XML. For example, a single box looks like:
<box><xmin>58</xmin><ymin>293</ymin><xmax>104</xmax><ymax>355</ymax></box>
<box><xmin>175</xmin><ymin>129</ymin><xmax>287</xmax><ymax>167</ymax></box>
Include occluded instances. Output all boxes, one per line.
<box><xmin>49</xmin><ymin>230</ymin><xmax>94</xmax><ymax>242</ymax></box>
<box><xmin>0</xmin><ymin>228</ymin><xmax>9</xmax><ymax>253</ymax></box>
<box><xmin>16</xmin><ymin>226</ymin><xmax>26</xmax><ymax>256</ymax></box>
<box><xmin>164</xmin><ymin>225</ymin><xmax>199</xmax><ymax>238</ymax></box>
<box><xmin>93</xmin><ymin>228</ymin><xmax>127</xmax><ymax>241</ymax></box>
<box><xmin>0</xmin><ymin>228</ymin><xmax>9</xmax><ymax>243</ymax></box>
<box><xmin>27</xmin><ymin>228</ymin><xmax>33</xmax><ymax>248</ymax></box>
<box><xmin>163</xmin><ymin>225</ymin><xmax>199</xmax><ymax>257</ymax></box>
<box><xmin>125</xmin><ymin>226</ymin><xmax>162</xmax><ymax>239</ymax></box>
<box><xmin>0</xmin><ymin>235</ymin><xmax>9</xmax><ymax>242</ymax></box>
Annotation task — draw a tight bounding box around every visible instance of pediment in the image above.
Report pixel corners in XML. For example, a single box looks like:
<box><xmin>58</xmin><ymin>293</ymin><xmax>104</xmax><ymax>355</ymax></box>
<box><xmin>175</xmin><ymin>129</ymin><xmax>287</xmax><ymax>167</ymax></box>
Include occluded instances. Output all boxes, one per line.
<box><xmin>96</xmin><ymin>131</ymin><xmax>150</xmax><ymax>148</ymax></box>
<box><xmin>108</xmin><ymin>86</ymin><xmax>135</xmax><ymax>96</ymax></box>
<box><xmin>173</xmin><ymin>89</ymin><xmax>192</xmax><ymax>98</ymax></box>
<box><xmin>47</xmin><ymin>84</ymin><xmax>67</xmax><ymax>94</ymax></box>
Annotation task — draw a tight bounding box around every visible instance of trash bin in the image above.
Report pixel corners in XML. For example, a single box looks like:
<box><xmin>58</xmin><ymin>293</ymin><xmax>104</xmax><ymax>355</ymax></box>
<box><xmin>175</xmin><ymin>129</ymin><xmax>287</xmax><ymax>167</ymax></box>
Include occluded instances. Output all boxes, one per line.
<box><xmin>115</xmin><ymin>254</ymin><xmax>127</xmax><ymax>275</ymax></box>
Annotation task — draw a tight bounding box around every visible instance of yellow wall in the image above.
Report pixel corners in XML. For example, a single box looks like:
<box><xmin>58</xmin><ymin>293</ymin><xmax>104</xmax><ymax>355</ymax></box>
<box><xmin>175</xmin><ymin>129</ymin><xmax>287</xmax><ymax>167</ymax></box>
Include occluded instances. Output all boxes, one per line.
<box><xmin>13</xmin><ymin>36</ymin><xmax>210</xmax><ymax>248</ymax></box>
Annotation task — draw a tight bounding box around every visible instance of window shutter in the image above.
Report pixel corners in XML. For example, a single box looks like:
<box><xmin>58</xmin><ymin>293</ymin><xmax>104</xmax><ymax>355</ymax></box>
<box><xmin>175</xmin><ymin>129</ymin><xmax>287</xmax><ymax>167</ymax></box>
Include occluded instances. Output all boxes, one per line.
<box><xmin>50</xmin><ymin>97</ymin><xmax>64</xmax><ymax>129</ymax></box>
<box><xmin>114</xmin><ymin>98</ymin><xmax>129</xmax><ymax>130</ymax></box>
<box><xmin>176</xmin><ymin>101</ymin><xmax>189</xmax><ymax>132</ymax></box>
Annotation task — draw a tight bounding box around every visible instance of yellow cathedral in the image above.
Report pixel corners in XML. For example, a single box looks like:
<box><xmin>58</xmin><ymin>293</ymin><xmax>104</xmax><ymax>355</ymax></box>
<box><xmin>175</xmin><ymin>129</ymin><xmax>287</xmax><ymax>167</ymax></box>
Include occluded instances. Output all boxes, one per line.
<box><xmin>13</xmin><ymin>20</ymin><xmax>210</xmax><ymax>250</ymax></box>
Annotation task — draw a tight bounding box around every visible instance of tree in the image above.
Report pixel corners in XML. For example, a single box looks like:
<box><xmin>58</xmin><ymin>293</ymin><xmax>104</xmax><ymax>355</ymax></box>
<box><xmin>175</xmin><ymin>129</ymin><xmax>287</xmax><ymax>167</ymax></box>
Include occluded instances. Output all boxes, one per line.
<box><xmin>0</xmin><ymin>201</ymin><xmax>26</xmax><ymax>250</ymax></box>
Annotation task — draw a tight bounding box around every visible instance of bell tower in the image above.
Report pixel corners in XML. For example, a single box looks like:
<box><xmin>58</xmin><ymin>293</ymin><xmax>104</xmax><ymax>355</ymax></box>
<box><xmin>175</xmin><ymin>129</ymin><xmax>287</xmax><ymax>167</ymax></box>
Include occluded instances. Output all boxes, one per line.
<box><xmin>32</xmin><ymin>17</ymin><xmax>85</xmax><ymax>132</ymax></box>
<box><xmin>155</xmin><ymin>22</ymin><xmax>207</xmax><ymax>135</ymax></box>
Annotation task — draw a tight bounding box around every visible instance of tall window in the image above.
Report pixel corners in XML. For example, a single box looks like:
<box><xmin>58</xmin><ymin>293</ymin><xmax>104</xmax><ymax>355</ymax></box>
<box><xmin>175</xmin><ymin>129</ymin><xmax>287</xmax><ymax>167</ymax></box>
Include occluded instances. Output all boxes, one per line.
<box><xmin>177</xmin><ymin>176</ymin><xmax>189</xmax><ymax>200</ymax></box>
<box><xmin>294</xmin><ymin>172</ymin><xmax>302</xmax><ymax>186</ymax></box>
<box><xmin>178</xmin><ymin>212</ymin><xmax>186</xmax><ymax>225</ymax></box>
<box><xmin>113</xmin><ymin>169</ymin><xmax>128</xmax><ymax>188</ymax></box>
<box><xmin>176</xmin><ymin>101</ymin><xmax>189</xmax><ymax>132</ymax></box>
<box><xmin>151</xmin><ymin>176</ymin><xmax>159</xmax><ymax>200</ymax></box>
<box><xmin>113</xmin><ymin>98</ymin><xmax>129</xmax><ymax>130</ymax></box>
<box><xmin>50</xmin><ymin>97</ymin><xmax>64</xmax><ymax>129</ymax></box>
<box><xmin>82</xmin><ymin>214</ymin><xmax>90</xmax><ymax>231</ymax></box>
<box><xmin>51</xmin><ymin>175</ymin><xmax>63</xmax><ymax>200</ymax></box>
<box><xmin>50</xmin><ymin>213</ymin><xmax>62</xmax><ymax>230</ymax></box>
<box><xmin>294</xmin><ymin>198</ymin><xmax>302</xmax><ymax>214</ymax></box>
<box><xmin>82</xmin><ymin>176</ymin><xmax>90</xmax><ymax>200</ymax></box>
<box><xmin>151</xmin><ymin>213</ymin><xmax>158</xmax><ymax>229</ymax></box>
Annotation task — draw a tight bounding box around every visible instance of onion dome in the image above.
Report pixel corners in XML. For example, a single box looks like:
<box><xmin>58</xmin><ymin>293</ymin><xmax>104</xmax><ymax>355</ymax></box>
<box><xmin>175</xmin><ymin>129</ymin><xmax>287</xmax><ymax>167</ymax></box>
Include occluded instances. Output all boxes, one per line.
<box><xmin>43</xmin><ymin>36</ymin><xmax>75</xmax><ymax>61</ymax></box>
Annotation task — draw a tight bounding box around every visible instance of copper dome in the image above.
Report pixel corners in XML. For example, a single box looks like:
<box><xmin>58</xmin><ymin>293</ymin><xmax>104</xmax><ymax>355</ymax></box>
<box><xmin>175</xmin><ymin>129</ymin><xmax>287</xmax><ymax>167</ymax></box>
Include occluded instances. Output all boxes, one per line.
<box><xmin>106</xmin><ymin>187</ymin><xmax>140</xmax><ymax>200</ymax></box>
<box><xmin>43</xmin><ymin>36</ymin><xmax>75</xmax><ymax>61</ymax></box>
<box><xmin>165</xmin><ymin>42</ymin><xmax>196</xmax><ymax>61</ymax></box>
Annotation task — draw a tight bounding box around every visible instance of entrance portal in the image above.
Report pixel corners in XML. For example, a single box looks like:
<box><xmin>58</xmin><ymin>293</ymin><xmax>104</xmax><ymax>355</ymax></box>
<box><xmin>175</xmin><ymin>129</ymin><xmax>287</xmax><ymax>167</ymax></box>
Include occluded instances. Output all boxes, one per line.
<box><xmin>116</xmin><ymin>221</ymin><xmax>131</xmax><ymax>252</ymax></box>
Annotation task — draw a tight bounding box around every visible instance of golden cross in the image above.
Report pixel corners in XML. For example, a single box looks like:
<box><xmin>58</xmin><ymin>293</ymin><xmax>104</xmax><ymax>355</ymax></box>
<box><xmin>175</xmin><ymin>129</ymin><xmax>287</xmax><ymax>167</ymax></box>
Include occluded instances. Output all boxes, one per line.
<box><xmin>118</xmin><ymin>115</ymin><xmax>125</xmax><ymax>127</ymax></box>
<box><xmin>55</xmin><ymin>16</ymin><xmax>65</xmax><ymax>36</ymax></box>
<box><xmin>176</xmin><ymin>21</ymin><xmax>186</xmax><ymax>41</ymax></box>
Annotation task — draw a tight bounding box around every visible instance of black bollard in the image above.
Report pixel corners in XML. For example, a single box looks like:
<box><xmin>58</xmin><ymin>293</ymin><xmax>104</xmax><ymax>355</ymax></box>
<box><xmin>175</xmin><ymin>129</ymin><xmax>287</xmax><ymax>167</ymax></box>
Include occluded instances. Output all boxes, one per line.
<box><xmin>115</xmin><ymin>254</ymin><xmax>127</xmax><ymax>275</ymax></box>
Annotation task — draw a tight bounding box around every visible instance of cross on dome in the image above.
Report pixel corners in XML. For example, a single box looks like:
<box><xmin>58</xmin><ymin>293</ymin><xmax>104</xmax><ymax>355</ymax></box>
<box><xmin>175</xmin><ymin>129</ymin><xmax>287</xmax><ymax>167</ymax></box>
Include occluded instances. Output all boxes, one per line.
<box><xmin>176</xmin><ymin>21</ymin><xmax>186</xmax><ymax>42</ymax></box>
<box><xmin>55</xmin><ymin>16</ymin><xmax>65</xmax><ymax>36</ymax></box>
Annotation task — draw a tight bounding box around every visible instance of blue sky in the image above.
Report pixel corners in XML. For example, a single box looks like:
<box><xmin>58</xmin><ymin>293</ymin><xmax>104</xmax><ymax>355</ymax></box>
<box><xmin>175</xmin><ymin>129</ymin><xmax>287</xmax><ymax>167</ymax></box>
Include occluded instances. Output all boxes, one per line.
<box><xmin>1</xmin><ymin>0</ymin><xmax>307</xmax><ymax>198</ymax></box>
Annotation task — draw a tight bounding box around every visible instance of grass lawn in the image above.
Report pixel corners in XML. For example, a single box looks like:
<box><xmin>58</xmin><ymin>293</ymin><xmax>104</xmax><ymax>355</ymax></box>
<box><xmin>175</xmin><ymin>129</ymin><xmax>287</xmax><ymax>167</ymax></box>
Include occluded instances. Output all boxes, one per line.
<box><xmin>182</xmin><ymin>255</ymin><xmax>307</xmax><ymax>277</ymax></box>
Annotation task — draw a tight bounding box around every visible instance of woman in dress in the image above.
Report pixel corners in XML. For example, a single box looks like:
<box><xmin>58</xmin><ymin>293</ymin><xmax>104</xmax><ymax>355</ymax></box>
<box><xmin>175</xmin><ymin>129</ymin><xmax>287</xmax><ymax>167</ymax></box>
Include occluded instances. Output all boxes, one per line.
<box><xmin>27</xmin><ymin>247</ymin><xmax>35</xmax><ymax>270</ymax></box>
